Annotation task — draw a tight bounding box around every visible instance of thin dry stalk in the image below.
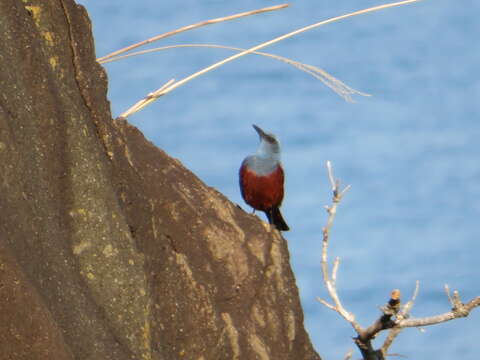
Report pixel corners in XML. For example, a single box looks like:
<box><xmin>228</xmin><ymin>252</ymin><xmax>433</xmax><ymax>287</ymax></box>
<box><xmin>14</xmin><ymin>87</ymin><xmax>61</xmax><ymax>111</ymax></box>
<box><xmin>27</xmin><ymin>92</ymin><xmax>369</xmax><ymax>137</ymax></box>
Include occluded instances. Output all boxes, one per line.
<box><xmin>114</xmin><ymin>0</ymin><xmax>421</xmax><ymax>119</ymax></box>
<box><xmin>97</xmin><ymin>4</ymin><xmax>289</xmax><ymax>63</ymax></box>
<box><xmin>117</xmin><ymin>79</ymin><xmax>175</xmax><ymax>120</ymax></box>
<box><xmin>151</xmin><ymin>0</ymin><xmax>422</xmax><ymax>100</ymax></box>
<box><xmin>102</xmin><ymin>44</ymin><xmax>369</xmax><ymax>102</ymax></box>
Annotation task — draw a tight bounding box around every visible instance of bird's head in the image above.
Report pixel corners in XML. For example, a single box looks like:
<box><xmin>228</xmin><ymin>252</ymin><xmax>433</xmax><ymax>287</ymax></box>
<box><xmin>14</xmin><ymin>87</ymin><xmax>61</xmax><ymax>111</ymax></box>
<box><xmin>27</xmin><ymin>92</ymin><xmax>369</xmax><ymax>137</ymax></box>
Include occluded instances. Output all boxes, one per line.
<box><xmin>253</xmin><ymin>124</ymin><xmax>281</xmax><ymax>158</ymax></box>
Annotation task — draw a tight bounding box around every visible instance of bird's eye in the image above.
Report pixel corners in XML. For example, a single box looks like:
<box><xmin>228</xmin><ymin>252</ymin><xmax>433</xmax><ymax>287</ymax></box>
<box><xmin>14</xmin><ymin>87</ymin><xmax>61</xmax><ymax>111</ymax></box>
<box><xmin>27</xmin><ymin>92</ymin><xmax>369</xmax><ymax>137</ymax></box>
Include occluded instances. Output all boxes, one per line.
<box><xmin>266</xmin><ymin>134</ymin><xmax>277</xmax><ymax>144</ymax></box>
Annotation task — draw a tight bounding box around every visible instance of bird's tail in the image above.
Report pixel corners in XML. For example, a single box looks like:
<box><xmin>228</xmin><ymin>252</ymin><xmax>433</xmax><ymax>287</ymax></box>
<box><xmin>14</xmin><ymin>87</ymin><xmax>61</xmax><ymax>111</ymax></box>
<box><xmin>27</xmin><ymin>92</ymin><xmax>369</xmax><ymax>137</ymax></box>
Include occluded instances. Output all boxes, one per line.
<box><xmin>267</xmin><ymin>207</ymin><xmax>290</xmax><ymax>231</ymax></box>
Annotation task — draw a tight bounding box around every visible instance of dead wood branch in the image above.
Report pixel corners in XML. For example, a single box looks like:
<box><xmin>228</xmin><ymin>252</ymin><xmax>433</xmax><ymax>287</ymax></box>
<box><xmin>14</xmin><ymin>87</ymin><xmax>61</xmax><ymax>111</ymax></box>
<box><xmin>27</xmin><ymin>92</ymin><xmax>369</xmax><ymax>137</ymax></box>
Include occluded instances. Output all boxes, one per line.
<box><xmin>317</xmin><ymin>162</ymin><xmax>479</xmax><ymax>360</ymax></box>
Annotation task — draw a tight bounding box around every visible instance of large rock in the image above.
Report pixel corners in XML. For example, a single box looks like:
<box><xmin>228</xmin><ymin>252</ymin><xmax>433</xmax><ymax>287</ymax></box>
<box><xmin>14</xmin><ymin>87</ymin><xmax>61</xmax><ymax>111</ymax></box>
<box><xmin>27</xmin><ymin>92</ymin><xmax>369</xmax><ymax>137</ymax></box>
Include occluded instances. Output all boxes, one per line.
<box><xmin>0</xmin><ymin>1</ymin><xmax>321</xmax><ymax>359</ymax></box>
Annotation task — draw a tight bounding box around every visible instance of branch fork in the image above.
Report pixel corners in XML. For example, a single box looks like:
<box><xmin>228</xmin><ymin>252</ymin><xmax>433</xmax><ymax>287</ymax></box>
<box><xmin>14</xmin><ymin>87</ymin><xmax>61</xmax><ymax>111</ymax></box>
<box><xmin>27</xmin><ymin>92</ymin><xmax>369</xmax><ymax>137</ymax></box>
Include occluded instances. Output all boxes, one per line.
<box><xmin>317</xmin><ymin>161</ymin><xmax>479</xmax><ymax>360</ymax></box>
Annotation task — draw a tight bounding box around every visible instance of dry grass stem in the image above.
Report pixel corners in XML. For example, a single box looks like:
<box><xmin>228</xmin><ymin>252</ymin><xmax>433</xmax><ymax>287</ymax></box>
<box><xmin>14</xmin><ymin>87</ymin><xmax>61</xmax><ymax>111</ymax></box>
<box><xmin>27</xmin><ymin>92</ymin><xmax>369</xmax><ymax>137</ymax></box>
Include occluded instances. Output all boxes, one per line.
<box><xmin>97</xmin><ymin>4</ymin><xmax>289</xmax><ymax>63</ymax></box>
<box><xmin>151</xmin><ymin>0</ymin><xmax>422</xmax><ymax>100</ymax></box>
<box><xmin>101</xmin><ymin>44</ymin><xmax>369</xmax><ymax>102</ymax></box>
<box><xmin>113</xmin><ymin>0</ymin><xmax>420</xmax><ymax>119</ymax></box>
<box><xmin>117</xmin><ymin>79</ymin><xmax>175</xmax><ymax>120</ymax></box>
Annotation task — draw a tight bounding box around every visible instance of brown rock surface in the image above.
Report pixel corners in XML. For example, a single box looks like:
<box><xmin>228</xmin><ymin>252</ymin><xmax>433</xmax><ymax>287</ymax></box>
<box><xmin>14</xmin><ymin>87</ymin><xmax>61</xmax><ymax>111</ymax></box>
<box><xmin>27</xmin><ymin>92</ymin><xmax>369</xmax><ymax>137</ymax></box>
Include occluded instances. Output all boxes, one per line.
<box><xmin>0</xmin><ymin>1</ymin><xmax>321</xmax><ymax>359</ymax></box>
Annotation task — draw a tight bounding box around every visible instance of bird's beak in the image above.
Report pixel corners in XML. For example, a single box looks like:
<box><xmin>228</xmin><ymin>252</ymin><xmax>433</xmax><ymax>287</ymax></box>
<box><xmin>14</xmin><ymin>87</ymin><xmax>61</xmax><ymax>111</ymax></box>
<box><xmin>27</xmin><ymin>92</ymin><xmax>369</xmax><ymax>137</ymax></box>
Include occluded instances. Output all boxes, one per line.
<box><xmin>252</xmin><ymin>124</ymin><xmax>277</xmax><ymax>144</ymax></box>
<box><xmin>252</xmin><ymin>124</ymin><xmax>267</xmax><ymax>139</ymax></box>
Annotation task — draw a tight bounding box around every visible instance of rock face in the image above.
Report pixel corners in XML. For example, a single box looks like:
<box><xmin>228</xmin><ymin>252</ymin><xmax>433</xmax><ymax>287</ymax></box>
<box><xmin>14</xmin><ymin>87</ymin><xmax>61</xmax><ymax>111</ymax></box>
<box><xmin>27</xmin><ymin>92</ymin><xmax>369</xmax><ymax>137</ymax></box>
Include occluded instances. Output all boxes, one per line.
<box><xmin>0</xmin><ymin>1</ymin><xmax>321</xmax><ymax>359</ymax></box>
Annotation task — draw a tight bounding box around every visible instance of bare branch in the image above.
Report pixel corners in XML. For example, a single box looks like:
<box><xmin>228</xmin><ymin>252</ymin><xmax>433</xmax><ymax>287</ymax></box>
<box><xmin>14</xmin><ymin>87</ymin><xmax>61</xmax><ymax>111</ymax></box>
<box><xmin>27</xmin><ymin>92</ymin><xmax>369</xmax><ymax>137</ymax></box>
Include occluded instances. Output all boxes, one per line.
<box><xmin>397</xmin><ymin>295</ymin><xmax>480</xmax><ymax>328</ymax></box>
<box><xmin>465</xmin><ymin>297</ymin><xmax>480</xmax><ymax>312</ymax></box>
<box><xmin>353</xmin><ymin>290</ymin><xmax>403</xmax><ymax>360</ymax></box>
<box><xmin>331</xmin><ymin>256</ymin><xmax>340</xmax><ymax>284</ymax></box>
<box><xmin>444</xmin><ymin>284</ymin><xmax>454</xmax><ymax>305</ymax></box>
<box><xmin>382</xmin><ymin>281</ymin><xmax>419</xmax><ymax>354</ymax></box>
<box><xmin>326</xmin><ymin>160</ymin><xmax>336</xmax><ymax>192</ymax></box>
<box><xmin>318</xmin><ymin>169</ymin><xmax>478</xmax><ymax>360</ymax></box>
<box><xmin>316</xmin><ymin>297</ymin><xmax>337</xmax><ymax>311</ymax></box>
<box><xmin>343</xmin><ymin>349</ymin><xmax>354</xmax><ymax>360</ymax></box>
<box><xmin>97</xmin><ymin>4</ymin><xmax>289</xmax><ymax>63</ymax></box>
<box><xmin>382</xmin><ymin>284</ymin><xmax>480</xmax><ymax>357</ymax></box>
<box><xmin>401</xmin><ymin>280</ymin><xmax>420</xmax><ymax>315</ymax></box>
<box><xmin>318</xmin><ymin>161</ymin><xmax>478</xmax><ymax>359</ymax></box>
<box><xmin>318</xmin><ymin>161</ymin><xmax>359</xmax><ymax>333</ymax></box>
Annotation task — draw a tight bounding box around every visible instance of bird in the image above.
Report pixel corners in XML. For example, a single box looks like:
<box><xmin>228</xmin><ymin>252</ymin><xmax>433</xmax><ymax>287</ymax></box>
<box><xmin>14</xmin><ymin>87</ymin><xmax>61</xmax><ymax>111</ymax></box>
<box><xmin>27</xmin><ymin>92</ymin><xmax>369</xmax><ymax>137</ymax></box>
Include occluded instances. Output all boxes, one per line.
<box><xmin>239</xmin><ymin>124</ymin><xmax>289</xmax><ymax>231</ymax></box>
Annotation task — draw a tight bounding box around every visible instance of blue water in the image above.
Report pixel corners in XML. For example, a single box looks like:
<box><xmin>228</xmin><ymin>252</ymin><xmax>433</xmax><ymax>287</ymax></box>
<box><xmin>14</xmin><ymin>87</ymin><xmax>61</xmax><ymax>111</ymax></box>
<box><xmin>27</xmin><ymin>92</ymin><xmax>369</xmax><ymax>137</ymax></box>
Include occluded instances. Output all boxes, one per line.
<box><xmin>78</xmin><ymin>0</ymin><xmax>480</xmax><ymax>358</ymax></box>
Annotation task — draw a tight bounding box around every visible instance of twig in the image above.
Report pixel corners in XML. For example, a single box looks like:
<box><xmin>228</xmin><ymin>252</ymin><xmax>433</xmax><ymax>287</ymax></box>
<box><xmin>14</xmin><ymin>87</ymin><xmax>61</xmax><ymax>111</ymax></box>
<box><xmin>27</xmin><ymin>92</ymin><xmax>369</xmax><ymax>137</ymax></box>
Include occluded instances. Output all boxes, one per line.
<box><xmin>97</xmin><ymin>4</ymin><xmax>289</xmax><ymax>63</ymax></box>
<box><xmin>381</xmin><ymin>283</ymin><xmax>480</xmax><ymax>357</ymax></box>
<box><xmin>99</xmin><ymin>44</ymin><xmax>370</xmax><ymax>102</ymax></box>
<box><xmin>381</xmin><ymin>281</ymin><xmax>419</xmax><ymax>354</ymax></box>
<box><xmin>343</xmin><ymin>349</ymin><xmax>354</xmax><ymax>360</ymax></box>
<box><xmin>401</xmin><ymin>280</ymin><xmax>420</xmax><ymax>315</ymax></box>
<box><xmin>317</xmin><ymin>161</ymin><xmax>358</xmax><ymax>331</ymax></box>
<box><xmin>444</xmin><ymin>284</ymin><xmax>454</xmax><ymax>305</ymax></box>
<box><xmin>396</xmin><ymin>295</ymin><xmax>480</xmax><ymax>328</ymax></box>
<box><xmin>316</xmin><ymin>162</ymin><xmax>479</xmax><ymax>359</ymax></box>
<box><xmin>352</xmin><ymin>290</ymin><xmax>402</xmax><ymax>360</ymax></box>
